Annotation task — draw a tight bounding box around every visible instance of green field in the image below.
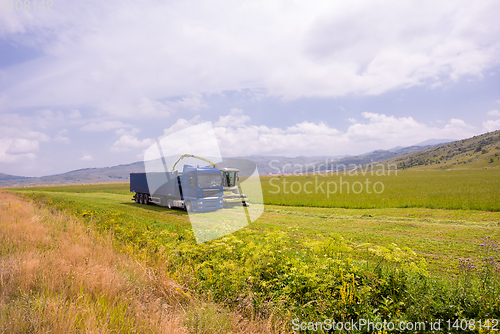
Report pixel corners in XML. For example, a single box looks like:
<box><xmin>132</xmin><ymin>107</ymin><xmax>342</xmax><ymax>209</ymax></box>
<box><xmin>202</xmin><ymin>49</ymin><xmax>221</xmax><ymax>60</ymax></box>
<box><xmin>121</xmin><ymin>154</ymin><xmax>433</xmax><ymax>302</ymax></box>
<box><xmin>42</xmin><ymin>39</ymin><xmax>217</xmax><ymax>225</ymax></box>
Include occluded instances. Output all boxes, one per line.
<box><xmin>23</xmin><ymin>168</ymin><xmax>500</xmax><ymax>211</ymax></box>
<box><xmin>7</xmin><ymin>168</ymin><xmax>500</xmax><ymax>331</ymax></box>
<box><xmin>261</xmin><ymin>168</ymin><xmax>500</xmax><ymax>211</ymax></box>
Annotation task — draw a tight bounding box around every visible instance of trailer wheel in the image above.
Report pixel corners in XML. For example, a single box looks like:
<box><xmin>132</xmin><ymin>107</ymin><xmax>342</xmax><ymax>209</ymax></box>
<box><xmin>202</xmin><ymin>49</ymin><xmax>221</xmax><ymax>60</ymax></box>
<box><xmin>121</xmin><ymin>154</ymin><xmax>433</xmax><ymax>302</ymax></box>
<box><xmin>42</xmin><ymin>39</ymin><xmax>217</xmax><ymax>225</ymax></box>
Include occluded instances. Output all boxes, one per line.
<box><xmin>135</xmin><ymin>193</ymin><xmax>140</xmax><ymax>203</ymax></box>
<box><xmin>167</xmin><ymin>199</ymin><xmax>173</xmax><ymax>209</ymax></box>
<box><xmin>185</xmin><ymin>201</ymin><xmax>192</xmax><ymax>212</ymax></box>
<box><xmin>144</xmin><ymin>194</ymin><xmax>149</xmax><ymax>205</ymax></box>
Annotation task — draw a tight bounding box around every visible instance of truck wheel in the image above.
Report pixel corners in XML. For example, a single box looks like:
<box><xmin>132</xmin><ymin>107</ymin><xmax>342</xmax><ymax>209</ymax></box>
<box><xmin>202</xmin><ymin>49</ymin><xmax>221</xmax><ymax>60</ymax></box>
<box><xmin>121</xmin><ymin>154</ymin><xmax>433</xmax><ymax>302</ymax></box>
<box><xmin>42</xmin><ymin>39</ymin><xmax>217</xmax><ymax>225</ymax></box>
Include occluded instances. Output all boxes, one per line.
<box><xmin>143</xmin><ymin>194</ymin><xmax>149</xmax><ymax>205</ymax></box>
<box><xmin>185</xmin><ymin>201</ymin><xmax>192</xmax><ymax>212</ymax></box>
<box><xmin>135</xmin><ymin>193</ymin><xmax>140</xmax><ymax>203</ymax></box>
<box><xmin>167</xmin><ymin>200</ymin><xmax>173</xmax><ymax>209</ymax></box>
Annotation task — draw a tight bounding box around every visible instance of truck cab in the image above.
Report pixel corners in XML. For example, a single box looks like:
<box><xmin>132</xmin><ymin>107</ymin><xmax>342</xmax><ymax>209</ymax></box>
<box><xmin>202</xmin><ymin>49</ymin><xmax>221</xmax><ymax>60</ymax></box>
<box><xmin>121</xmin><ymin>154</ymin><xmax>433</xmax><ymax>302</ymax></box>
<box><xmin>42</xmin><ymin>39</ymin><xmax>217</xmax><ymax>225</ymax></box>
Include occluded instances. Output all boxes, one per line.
<box><xmin>181</xmin><ymin>164</ymin><xmax>223</xmax><ymax>212</ymax></box>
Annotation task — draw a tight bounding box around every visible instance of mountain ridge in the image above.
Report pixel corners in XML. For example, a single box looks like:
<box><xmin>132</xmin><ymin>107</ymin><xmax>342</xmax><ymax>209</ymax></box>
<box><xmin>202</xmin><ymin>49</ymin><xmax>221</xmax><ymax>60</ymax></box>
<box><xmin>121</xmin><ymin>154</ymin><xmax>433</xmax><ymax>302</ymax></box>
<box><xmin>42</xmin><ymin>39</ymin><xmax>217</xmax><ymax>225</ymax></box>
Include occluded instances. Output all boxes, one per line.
<box><xmin>379</xmin><ymin>130</ymin><xmax>500</xmax><ymax>170</ymax></box>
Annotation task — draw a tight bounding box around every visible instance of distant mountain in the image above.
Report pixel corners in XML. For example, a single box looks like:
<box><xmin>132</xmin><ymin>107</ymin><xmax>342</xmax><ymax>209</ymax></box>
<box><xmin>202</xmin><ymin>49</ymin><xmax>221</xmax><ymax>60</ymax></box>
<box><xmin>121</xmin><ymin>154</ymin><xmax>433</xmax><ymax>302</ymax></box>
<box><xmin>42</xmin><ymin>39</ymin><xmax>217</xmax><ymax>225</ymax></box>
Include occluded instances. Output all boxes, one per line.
<box><xmin>232</xmin><ymin>145</ymin><xmax>442</xmax><ymax>174</ymax></box>
<box><xmin>231</xmin><ymin>155</ymin><xmax>346</xmax><ymax>175</ymax></box>
<box><xmin>0</xmin><ymin>162</ymin><xmax>145</xmax><ymax>187</ymax></box>
<box><xmin>380</xmin><ymin>130</ymin><xmax>500</xmax><ymax>170</ymax></box>
<box><xmin>320</xmin><ymin>145</ymin><xmax>437</xmax><ymax>172</ymax></box>
<box><xmin>0</xmin><ymin>173</ymin><xmax>28</xmax><ymax>181</ymax></box>
<box><xmin>414</xmin><ymin>139</ymin><xmax>454</xmax><ymax>146</ymax></box>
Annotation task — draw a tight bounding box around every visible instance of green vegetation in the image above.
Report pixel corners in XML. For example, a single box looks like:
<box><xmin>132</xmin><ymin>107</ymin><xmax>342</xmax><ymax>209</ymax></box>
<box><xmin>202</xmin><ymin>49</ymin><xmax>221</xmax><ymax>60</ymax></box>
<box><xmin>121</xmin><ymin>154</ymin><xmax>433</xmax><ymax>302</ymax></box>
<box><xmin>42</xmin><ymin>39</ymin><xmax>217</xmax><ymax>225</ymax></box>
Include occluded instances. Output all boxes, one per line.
<box><xmin>386</xmin><ymin>129</ymin><xmax>500</xmax><ymax>170</ymax></box>
<box><xmin>0</xmin><ymin>191</ymin><xmax>280</xmax><ymax>333</ymax></box>
<box><xmin>7</xmin><ymin>170</ymin><xmax>500</xmax><ymax>332</ymax></box>
<box><xmin>262</xmin><ymin>168</ymin><xmax>500</xmax><ymax>211</ymax></box>
<box><xmin>18</xmin><ymin>182</ymin><xmax>131</xmax><ymax>195</ymax></box>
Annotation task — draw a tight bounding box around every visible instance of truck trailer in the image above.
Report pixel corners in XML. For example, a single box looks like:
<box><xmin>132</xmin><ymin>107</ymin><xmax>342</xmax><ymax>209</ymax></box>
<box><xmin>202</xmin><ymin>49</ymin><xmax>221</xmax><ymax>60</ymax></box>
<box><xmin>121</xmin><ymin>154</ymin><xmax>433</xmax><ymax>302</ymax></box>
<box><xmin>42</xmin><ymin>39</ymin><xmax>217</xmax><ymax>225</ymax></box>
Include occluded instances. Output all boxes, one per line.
<box><xmin>130</xmin><ymin>164</ymin><xmax>224</xmax><ymax>212</ymax></box>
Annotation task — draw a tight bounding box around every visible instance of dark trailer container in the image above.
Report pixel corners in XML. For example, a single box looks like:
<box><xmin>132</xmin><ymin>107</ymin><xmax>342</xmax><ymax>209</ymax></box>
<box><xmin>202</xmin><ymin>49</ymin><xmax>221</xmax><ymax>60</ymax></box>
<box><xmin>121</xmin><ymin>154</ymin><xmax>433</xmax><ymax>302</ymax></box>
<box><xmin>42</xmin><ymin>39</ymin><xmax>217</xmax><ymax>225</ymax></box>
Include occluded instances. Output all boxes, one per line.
<box><xmin>130</xmin><ymin>164</ymin><xmax>223</xmax><ymax>212</ymax></box>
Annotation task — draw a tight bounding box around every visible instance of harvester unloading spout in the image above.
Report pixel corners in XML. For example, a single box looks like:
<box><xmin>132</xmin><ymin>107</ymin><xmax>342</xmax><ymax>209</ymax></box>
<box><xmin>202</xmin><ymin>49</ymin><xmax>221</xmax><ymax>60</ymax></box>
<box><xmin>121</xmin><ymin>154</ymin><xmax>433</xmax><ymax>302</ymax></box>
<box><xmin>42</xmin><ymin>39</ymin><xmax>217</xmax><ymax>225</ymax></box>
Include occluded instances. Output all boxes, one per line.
<box><xmin>171</xmin><ymin>154</ymin><xmax>219</xmax><ymax>171</ymax></box>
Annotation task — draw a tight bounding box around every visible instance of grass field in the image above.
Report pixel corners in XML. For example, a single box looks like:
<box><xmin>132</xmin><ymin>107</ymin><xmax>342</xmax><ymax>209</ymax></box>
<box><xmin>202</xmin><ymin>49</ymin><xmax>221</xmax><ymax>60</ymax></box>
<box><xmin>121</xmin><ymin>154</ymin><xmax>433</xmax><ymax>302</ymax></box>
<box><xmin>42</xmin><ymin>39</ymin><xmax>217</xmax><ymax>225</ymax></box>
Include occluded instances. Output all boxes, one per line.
<box><xmin>0</xmin><ymin>191</ymin><xmax>283</xmax><ymax>333</ymax></box>
<box><xmin>5</xmin><ymin>168</ymin><xmax>500</xmax><ymax>332</ymax></box>
<box><xmin>22</xmin><ymin>168</ymin><xmax>500</xmax><ymax>211</ymax></box>
<box><xmin>7</xmin><ymin>186</ymin><xmax>500</xmax><ymax>271</ymax></box>
<box><xmin>261</xmin><ymin>168</ymin><xmax>500</xmax><ymax>211</ymax></box>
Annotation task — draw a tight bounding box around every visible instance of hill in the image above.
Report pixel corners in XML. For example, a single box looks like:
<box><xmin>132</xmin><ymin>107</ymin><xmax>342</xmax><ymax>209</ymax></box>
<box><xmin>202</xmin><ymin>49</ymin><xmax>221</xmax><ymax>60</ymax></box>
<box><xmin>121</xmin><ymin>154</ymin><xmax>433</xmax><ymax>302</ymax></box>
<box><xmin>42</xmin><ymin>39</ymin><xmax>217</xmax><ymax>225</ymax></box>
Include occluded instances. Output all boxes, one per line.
<box><xmin>0</xmin><ymin>173</ymin><xmax>28</xmax><ymax>181</ymax></box>
<box><xmin>384</xmin><ymin>130</ymin><xmax>500</xmax><ymax>170</ymax></box>
<box><xmin>414</xmin><ymin>139</ymin><xmax>453</xmax><ymax>146</ymax></box>
<box><xmin>322</xmin><ymin>145</ymin><xmax>436</xmax><ymax>171</ymax></box>
<box><xmin>0</xmin><ymin>162</ymin><xmax>145</xmax><ymax>187</ymax></box>
<box><xmin>247</xmin><ymin>145</ymin><xmax>442</xmax><ymax>174</ymax></box>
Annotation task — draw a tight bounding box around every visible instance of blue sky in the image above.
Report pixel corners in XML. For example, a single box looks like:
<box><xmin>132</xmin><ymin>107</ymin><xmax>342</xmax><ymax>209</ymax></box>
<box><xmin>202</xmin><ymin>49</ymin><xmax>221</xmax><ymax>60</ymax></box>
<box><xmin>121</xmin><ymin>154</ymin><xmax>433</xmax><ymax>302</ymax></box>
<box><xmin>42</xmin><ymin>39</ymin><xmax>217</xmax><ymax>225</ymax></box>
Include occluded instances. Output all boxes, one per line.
<box><xmin>1</xmin><ymin>0</ymin><xmax>500</xmax><ymax>177</ymax></box>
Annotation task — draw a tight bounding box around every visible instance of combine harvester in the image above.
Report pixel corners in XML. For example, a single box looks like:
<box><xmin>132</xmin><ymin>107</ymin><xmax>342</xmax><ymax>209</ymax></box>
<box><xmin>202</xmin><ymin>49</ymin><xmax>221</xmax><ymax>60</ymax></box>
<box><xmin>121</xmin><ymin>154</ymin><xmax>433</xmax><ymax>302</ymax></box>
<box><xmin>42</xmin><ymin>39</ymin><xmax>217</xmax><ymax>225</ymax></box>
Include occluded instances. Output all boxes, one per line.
<box><xmin>130</xmin><ymin>154</ymin><xmax>248</xmax><ymax>212</ymax></box>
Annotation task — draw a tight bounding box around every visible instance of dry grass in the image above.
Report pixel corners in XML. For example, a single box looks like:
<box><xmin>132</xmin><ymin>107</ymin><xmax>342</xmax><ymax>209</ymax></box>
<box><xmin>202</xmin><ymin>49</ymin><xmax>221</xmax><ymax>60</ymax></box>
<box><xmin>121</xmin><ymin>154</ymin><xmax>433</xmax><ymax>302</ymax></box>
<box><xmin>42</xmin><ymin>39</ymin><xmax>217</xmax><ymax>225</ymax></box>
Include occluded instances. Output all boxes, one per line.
<box><xmin>0</xmin><ymin>191</ymin><xmax>286</xmax><ymax>333</ymax></box>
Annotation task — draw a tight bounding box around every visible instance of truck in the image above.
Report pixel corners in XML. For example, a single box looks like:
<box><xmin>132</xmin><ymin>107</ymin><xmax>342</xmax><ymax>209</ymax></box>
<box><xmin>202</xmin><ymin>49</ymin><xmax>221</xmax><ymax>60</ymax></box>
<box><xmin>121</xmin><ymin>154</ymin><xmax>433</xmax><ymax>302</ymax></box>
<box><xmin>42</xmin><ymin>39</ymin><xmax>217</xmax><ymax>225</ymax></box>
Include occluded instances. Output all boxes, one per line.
<box><xmin>130</xmin><ymin>163</ymin><xmax>224</xmax><ymax>212</ymax></box>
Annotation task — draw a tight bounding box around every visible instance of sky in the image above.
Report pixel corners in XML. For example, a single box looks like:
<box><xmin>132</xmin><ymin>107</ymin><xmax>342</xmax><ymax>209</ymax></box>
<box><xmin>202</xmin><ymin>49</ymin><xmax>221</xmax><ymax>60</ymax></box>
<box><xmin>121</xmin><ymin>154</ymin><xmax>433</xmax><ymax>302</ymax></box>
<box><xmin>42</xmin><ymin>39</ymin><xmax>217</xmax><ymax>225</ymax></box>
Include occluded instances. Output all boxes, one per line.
<box><xmin>1</xmin><ymin>0</ymin><xmax>500</xmax><ymax>177</ymax></box>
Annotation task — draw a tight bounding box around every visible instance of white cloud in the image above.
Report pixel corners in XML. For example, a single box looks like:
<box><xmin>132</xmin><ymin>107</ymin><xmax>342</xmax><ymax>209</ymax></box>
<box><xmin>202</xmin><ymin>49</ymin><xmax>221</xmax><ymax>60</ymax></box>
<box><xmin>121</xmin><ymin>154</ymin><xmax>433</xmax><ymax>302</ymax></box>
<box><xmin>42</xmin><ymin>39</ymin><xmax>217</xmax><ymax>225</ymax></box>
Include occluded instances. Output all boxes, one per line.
<box><xmin>166</xmin><ymin>94</ymin><xmax>208</xmax><ymax>111</ymax></box>
<box><xmin>98</xmin><ymin>95</ymin><xmax>207</xmax><ymax>119</ymax></box>
<box><xmin>68</xmin><ymin>110</ymin><xmax>81</xmax><ymax>119</ymax></box>
<box><xmin>215</xmin><ymin>122</ymin><xmax>341</xmax><ymax>156</ymax></box>
<box><xmin>442</xmin><ymin>118</ymin><xmax>475</xmax><ymax>132</ymax></box>
<box><xmin>0</xmin><ymin>110</ymin><xmax>81</xmax><ymax>151</ymax></box>
<box><xmin>0</xmin><ymin>114</ymin><xmax>51</xmax><ymax>165</ymax></box>
<box><xmin>1</xmin><ymin>1</ymin><xmax>499</xmax><ymax>110</ymax></box>
<box><xmin>110</xmin><ymin>128</ymin><xmax>155</xmax><ymax>152</ymax></box>
<box><xmin>80</xmin><ymin>155</ymin><xmax>93</xmax><ymax>161</ymax></box>
<box><xmin>54</xmin><ymin>129</ymin><xmax>70</xmax><ymax>143</ymax></box>
<box><xmin>487</xmin><ymin>109</ymin><xmax>500</xmax><ymax>117</ymax></box>
<box><xmin>5</xmin><ymin>138</ymin><xmax>39</xmax><ymax>154</ymax></box>
<box><xmin>81</xmin><ymin>121</ymin><xmax>132</xmax><ymax>132</ymax></box>
<box><xmin>136</xmin><ymin>98</ymin><xmax>172</xmax><ymax>118</ymax></box>
<box><xmin>35</xmin><ymin>109</ymin><xmax>55</xmax><ymax>118</ymax></box>
<box><xmin>32</xmin><ymin>109</ymin><xmax>67</xmax><ymax>128</ymax></box>
<box><xmin>115</xmin><ymin>127</ymin><xmax>140</xmax><ymax>136</ymax></box>
<box><xmin>214</xmin><ymin>108</ymin><xmax>250</xmax><ymax>127</ymax></box>
<box><xmin>0</xmin><ymin>138</ymin><xmax>37</xmax><ymax>163</ymax></box>
<box><xmin>346</xmin><ymin>113</ymin><xmax>427</xmax><ymax>142</ymax></box>
<box><xmin>483</xmin><ymin>119</ymin><xmax>500</xmax><ymax>132</ymax></box>
<box><xmin>288</xmin><ymin>121</ymin><xmax>339</xmax><ymax>136</ymax></box>
<box><xmin>24</xmin><ymin>131</ymin><xmax>50</xmax><ymax>142</ymax></box>
<box><xmin>162</xmin><ymin>116</ymin><xmax>203</xmax><ymax>137</ymax></box>
<box><xmin>213</xmin><ymin>112</ymin><xmax>477</xmax><ymax>156</ymax></box>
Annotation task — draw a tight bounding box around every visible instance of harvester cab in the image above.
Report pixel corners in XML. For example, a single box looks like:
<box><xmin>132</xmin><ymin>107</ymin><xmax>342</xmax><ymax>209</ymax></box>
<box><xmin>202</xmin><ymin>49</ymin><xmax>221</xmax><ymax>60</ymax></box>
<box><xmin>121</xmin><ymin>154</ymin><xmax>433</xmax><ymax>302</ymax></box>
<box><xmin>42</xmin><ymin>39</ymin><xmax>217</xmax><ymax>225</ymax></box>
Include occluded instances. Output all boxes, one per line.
<box><xmin>220</xmin><ymin>167</ymin><xmax>249</xmax><ymax>207</ymax></box>
<box><xmin>221</xmin><ymin>167</ymin><xmax>238</xmax><ymax>187</ymax></box>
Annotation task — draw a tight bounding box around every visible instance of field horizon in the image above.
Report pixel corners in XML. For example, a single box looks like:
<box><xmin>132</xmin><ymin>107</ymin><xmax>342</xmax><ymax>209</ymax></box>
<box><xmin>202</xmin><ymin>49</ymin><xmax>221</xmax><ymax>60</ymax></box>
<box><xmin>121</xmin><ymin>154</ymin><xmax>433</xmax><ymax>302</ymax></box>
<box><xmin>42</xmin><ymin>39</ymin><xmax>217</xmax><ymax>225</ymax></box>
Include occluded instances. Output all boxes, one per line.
<box><xmin>3</xmin><ymin>129</ymin><xmax>498</xmax><ymax>189</ymax></box>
